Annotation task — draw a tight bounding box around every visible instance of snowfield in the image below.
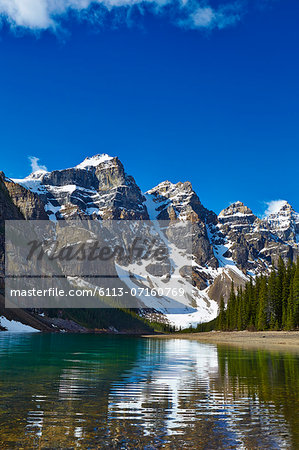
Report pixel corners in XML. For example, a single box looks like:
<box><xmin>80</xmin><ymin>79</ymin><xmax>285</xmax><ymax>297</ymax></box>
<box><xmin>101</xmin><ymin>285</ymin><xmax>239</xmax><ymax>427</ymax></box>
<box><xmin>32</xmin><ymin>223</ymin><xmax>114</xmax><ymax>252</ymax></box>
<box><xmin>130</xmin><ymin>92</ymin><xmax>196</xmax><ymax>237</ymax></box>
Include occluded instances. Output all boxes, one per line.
<box><xmin>0</xmin><ymin>316</ymin><xmax>39</xmax><ymax>333</ymax></box>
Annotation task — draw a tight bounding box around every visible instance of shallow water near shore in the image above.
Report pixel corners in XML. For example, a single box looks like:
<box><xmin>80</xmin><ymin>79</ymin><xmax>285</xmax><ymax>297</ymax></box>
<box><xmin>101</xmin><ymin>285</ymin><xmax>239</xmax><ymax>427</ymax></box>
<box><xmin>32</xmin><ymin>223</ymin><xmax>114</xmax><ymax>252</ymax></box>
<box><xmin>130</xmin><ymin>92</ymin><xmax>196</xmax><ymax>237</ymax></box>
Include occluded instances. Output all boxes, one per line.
<box><xmin>0</xmin><ymin>333</ymin><xmax>298</xmax><ymax>449</ymax></box>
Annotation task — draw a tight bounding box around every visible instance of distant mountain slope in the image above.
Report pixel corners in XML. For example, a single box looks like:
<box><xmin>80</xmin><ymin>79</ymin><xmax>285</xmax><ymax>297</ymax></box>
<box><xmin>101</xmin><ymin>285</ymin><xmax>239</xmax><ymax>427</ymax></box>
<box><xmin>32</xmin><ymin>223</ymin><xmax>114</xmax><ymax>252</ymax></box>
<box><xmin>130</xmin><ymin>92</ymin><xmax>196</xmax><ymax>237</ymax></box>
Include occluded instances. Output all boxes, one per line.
<box><xmin>0</xmin><ymin>155</ymin><xmax>297</xmax><ymax>330</ymax></box>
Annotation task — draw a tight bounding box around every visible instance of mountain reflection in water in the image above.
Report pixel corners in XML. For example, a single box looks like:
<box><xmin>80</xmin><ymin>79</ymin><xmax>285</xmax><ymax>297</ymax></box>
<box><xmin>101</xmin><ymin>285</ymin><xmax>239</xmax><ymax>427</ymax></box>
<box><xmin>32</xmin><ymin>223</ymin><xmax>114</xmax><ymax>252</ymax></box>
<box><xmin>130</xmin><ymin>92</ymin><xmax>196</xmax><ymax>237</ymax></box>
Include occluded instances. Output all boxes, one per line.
<box><xmin>0</xmin><ymin>333</ymin><xmax>298</xmax><ymax>449</ymax></box>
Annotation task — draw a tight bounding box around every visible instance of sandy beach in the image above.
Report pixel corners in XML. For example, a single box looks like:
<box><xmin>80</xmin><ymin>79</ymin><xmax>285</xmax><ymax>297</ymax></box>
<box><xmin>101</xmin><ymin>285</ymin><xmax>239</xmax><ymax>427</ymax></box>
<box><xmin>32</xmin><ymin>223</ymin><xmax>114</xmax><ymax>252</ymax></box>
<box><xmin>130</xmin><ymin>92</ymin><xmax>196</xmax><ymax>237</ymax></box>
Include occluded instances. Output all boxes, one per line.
<box><xmin>145</xmin><ymin>331</ymin><xmax>299</xmax><ymax>352</ymax></box>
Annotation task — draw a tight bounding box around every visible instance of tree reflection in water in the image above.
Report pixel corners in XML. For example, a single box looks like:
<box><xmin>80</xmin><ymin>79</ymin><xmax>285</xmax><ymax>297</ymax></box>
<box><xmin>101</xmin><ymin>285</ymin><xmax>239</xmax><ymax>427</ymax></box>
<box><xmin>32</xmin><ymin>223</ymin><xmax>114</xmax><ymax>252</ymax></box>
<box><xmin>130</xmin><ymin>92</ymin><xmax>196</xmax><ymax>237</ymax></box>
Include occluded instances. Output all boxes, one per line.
<box><xmin>0</xmin><ymin>333</ymin><xmax>298</xmax><ymax>448</ymax></box>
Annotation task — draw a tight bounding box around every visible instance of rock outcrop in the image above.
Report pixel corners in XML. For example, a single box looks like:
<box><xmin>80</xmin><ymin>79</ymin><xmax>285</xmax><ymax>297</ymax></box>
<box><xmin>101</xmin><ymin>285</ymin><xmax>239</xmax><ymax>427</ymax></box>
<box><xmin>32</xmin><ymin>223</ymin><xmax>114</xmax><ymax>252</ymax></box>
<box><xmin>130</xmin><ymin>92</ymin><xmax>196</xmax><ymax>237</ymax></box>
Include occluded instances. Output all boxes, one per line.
<box><xmin>210</xmin><ymin>200</ymin><xmax>298</xmax><ymax>274</ymax></box>
<box><xmin>3</xmin><ymin>177</ymin><xmax>48</xmax><ymax>220</ymax></box>
<box><xmin>0</xmin><ymin>154</ymin><xmax>297</xmax><ymax>329</ymax></box>
<box><xmin>0</xmin><ymin>172</ymin><xmax>24</xmax><ymax>281</ymax></box>
<box><xmin>14</xmin><ymin>155</ymin><xmax>148</xmax><ymax>220</ymax></box>
<box><xmin>146</xmin><ymin>181</ymin><xmax>218</xmax><ymax>269</ymax></box>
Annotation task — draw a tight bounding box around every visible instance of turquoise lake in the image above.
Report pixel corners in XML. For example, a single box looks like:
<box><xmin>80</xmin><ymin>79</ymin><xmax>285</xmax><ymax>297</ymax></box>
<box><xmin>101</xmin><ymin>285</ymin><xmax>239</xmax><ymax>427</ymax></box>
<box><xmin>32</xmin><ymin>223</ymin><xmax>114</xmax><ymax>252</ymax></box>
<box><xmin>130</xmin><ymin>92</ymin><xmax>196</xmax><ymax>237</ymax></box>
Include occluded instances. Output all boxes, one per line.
<box><xmin>0</xmin><ymin>333</ymin><xmax>298</xmax><ymax>449</ymax></box>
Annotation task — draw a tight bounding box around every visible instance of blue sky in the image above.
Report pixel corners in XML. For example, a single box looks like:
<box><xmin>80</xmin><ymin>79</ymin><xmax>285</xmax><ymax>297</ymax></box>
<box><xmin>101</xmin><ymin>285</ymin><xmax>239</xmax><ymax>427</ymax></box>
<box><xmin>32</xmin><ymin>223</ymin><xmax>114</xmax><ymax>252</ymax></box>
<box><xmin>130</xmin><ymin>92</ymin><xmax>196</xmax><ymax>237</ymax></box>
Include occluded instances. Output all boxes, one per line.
<box><xmin>0</xmin><ymin>0</ymin><xmax>298</xmax><ymax>216</ymax></box>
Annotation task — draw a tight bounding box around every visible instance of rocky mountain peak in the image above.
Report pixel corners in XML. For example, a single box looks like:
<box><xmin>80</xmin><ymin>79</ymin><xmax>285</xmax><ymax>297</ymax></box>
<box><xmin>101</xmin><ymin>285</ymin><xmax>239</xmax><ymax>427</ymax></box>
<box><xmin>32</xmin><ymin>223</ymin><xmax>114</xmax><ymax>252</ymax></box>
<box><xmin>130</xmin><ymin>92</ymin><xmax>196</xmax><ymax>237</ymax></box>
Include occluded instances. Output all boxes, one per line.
<box><xmin>146</xmin><ymin>180</ymin><xmax>194</xmax><ymax>218</ymax></box>
<box><xmin>263</xmin><ymin>200</ymin><xmax>299</xmax><ymax>243</ymax></box>
<box><xmin>1</xmin><ymin>156</ymin><xmax>299</xmax><ymax>329</ymax></box>
<box><xmin>219</xmin><ymin>201</ymin><xmax>254</xmax><ymax>218</ymax></box>
<box><xmin>75</xmin><ymin>154</ymin><xmax>114</xmax><ymax>170</ymax></box>
<box><xmin>147</xmin><ymin>180</ymin><xmax>193</xmax><ymax>197</ymax></box>
<box><xmin>2</xmin><ymin>175</ymin><xmax>48</xmax><ymax>221</ymax></box>
<box><xmin>27</xmin><ymin>169</ymin><xmax>48</xmax><ymax>179</ymax></box>
<box><xmin>266</xmin><ymin>200</ymin><xmax>296</xmax><ymax>219</ymax></box>
<box><xmin>218</xmin><ymin>201</ymin><xmax>256</xmax><ymax>229</ymax></box>
<box><xmin>12</xmin><ymin>155</ymin><xmax>147</xmax><ymax>221</ymax></box>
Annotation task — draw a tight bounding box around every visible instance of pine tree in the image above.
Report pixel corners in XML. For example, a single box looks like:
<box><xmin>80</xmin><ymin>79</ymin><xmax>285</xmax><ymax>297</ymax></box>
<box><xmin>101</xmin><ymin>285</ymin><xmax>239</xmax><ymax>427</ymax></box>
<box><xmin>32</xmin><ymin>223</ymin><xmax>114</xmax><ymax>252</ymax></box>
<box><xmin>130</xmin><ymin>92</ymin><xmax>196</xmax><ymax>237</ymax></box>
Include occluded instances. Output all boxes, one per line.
<box><xmin>226</xmin><ymin>282</ymin><xmax>236</xmax><ymax>330</ymax></box>
<box><xmin>282</xmin><ymin>259</ymin><xmax>293</xmax><ymax>327</ymax></box>
<box><xmin>293</xmin><ymin>258</ymin><xmax>299</xmax><ymax>327</ymax></box>
<box><xmin>237</xmin><ymin>287</ymin><xmax>244</xmax><ymax>330</ymax></box>
<box><xmin>257</xmin><ymin>276</ymin><xmax>268</xmax><ymax>331</ymax></box>
<box><xmin>275</xmin><ymin>256</ymin><xmax>285</xmax><ymax>327</ymax></box>
<box><xmin>247</xmin><ymin>277</ymin><xmax>255</xmax><ymax>328</ymax></box>
<box><xmin>214</xmin><ymin>258</ymin><xmax>298</xmax><ymax>332</ymax></box>
<box><xmin>217</xmin><ymin>296</ymin><xmax>226</xmax><ymax>330</ymax></box>
<box><xmin>286</xmin><ymin>278</ymin><xmax>295</xmax><ymax>330</ymax></box>
<box><xmin>267</xmin><ymin>270</ymin><xmax>277</xmax><ymax>329</ymax></box>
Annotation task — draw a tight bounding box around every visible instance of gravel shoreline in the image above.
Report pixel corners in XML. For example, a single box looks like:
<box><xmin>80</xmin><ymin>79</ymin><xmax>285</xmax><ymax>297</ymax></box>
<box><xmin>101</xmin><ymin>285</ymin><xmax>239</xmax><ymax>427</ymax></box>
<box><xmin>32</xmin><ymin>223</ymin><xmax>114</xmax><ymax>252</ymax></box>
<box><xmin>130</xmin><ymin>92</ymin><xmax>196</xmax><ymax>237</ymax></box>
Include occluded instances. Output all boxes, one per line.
<box><xmin>144</xmin><ymin>331</ymin><xmax>299</xmax><ymax>351</ymax></box>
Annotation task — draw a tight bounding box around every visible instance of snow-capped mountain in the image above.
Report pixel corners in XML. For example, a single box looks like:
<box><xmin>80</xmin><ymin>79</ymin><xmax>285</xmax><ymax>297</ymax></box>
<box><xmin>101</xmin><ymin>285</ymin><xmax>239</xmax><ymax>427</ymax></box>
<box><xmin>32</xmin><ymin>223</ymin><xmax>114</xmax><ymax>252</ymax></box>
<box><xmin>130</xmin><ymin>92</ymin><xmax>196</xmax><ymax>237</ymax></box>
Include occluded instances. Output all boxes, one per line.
<box><xmin>213</xmin><ymin>200</ymin><xmax>298</xmax><ymax>272</ymax></box>
<box><xmin>265</xmin><ymin>201</ymin><xmax>299</xmax><ymax>244</ymax></box>
<box><xmin>0</xmin><ymin>155</ymin><xmax>298</xmax><ymax>329</ymax></box>
<box><xmin>12</xmin><ymin>155</ymin><xmax>148</xmax><ymax>221</ymax></box>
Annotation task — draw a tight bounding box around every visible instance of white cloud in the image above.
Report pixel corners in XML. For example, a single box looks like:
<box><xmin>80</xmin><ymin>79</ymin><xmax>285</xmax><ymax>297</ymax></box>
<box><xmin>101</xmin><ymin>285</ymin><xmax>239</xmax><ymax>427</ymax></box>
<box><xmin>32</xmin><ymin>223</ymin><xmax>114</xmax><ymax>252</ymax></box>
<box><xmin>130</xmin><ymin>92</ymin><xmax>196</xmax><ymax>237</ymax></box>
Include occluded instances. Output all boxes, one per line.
<box><xmin>191</xmin><ymin>7</ymin><xmax>215</xmax><ymax>28</ymax></box>
<box><xmin>264</xmin><ymin>200</ymin><xmax>287</xmax><ymax>217</ymax></box>
<box><xmin>0</xmin><ymin>0</ymin><xmax>53</xmax><ymax>28</ymax></box>
<box><xmin>0</xmin><ymin>0</ymin><xmax>245</xmax><ymax>32</ymax></box>
<box><xmin>29</xmin><ymin>156</ymin><xmax>48</xmax><ymax>172</ymax></box>
<box><xmin>187</xmin><ymin>3</ymin><xmax>243</xmax><ymax>30</ymax></box>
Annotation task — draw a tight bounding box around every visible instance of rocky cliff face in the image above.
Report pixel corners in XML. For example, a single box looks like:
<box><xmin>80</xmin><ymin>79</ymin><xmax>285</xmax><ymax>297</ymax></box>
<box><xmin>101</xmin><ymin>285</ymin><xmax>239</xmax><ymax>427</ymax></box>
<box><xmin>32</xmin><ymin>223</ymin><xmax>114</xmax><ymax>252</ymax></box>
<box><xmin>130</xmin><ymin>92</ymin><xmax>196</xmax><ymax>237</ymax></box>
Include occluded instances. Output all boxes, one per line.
<box><xmin>3</xmin><ymin>177</ymin><xmax>48</xmax><ymax>220</ymax></box>
<box><xmin>265</xmin><ymin>201</ymin><xmax>299</xmax><ymax>244</ymax></box>
<box><xmin>218</xmin><ymin>201</ymin><xmax>256</xmax><ymax>228</ymax></box>
<box><xmin>0</xmin><ymin>155</ymin><xmax>297</xmax><ymax>329</ymax></box>
<box><xmin>0</xmin><ymin>172</ymin><xmax>24</xmax><ymax>222</ymax></box>
<box><xmin>0</xmin><ymin>171</ymin><xmax>49</xmax><ymax>292</ymax></box>
<box><xmin>212</xmin><ymin>201</ymin><xmax>298</xmax><ymax>273</ymax></box>
<box><xmin>145</xmin><ymin>181</ymin><xmax>218</xmax><ymax>268</ymax></box>
<box><xmin>0</xmin><ymin>172</ymin><xmax>24</xmax><ymax>282</ymax></box>
<box><xmin>13</xmin><ymin>155</ymin><xmax>148</xmax><ymax>221</ymax></box>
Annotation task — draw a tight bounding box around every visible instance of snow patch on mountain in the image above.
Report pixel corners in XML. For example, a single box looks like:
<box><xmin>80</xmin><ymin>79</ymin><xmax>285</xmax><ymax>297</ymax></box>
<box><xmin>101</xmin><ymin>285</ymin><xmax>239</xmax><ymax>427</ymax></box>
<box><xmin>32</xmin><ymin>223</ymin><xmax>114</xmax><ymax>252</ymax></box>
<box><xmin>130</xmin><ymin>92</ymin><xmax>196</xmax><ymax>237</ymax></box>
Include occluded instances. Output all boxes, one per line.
<box><xmin>12</xmin><ymin>172</ymin><xmax>48</xmax><ymax>194</ymax></box>
<box><xmin>6</xmin><ymin>154</ymin><xmax>298</xmax><ymax>328</ymax></box>
<box><xmin>142</xmin><ymin>193</ymin><xmax>219</xmax><ymax>327</ymax></box>
<box><xmin>264</xmin><ymin>201</ymin><xmax>299</xmax><ymax>244</ymax></box>
<box><xmin>264</xmin><ymin>200</ymin><xmax>288</xmax><ymax>217</ymax></box>
<box><xmin>165</xmin><ymin>303</ymin><xmax>218</xmax><ymax>329</ymax></box>
<box><xmin>0</xmin><ymin>316</ymin><xmax>39</xmax><ymax>332</ymax></box>
<box><xmin>75</xmin><ymin>154</ymin><xmax>113</xmax><ymax>169</ymax></box>
<box><xmin>146</xmin><ymin>181</ymin><xmax>195</xmax><ymax>221</ymax></box>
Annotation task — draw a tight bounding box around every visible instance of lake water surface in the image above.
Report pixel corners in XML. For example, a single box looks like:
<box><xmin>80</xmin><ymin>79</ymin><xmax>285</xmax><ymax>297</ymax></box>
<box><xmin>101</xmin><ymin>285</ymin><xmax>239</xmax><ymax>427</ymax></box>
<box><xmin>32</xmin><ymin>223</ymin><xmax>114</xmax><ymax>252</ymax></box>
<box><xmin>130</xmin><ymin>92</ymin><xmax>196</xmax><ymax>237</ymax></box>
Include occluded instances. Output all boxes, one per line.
<box><xmin>0</xmin><ymin>333</ymin><xmax>298</xmax><ymax>449</ymax></box>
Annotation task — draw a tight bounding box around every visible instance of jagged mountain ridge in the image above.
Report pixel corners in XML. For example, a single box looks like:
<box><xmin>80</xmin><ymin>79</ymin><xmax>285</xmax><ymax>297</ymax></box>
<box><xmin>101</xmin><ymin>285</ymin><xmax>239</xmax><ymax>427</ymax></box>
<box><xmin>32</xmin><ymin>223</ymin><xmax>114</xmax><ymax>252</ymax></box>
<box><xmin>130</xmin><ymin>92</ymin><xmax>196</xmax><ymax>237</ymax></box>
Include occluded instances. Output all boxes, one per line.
<box><xmin>13</xmin><ymin>155</ymin><xmax>148</xmax><ymax>220</ymax></box>
<box><xmin>215</xmin><ymin>200</ymin><xmax>298</xmax><ymax>270</ymax></box>
<box><xmin>1</xmin><ymin>154</ymin><xmax>298</xmax><ymax>330</ymax></box>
